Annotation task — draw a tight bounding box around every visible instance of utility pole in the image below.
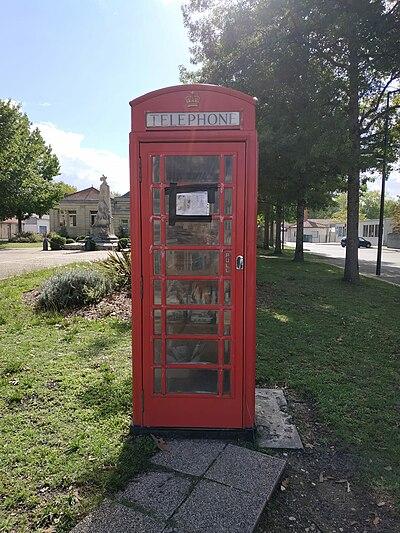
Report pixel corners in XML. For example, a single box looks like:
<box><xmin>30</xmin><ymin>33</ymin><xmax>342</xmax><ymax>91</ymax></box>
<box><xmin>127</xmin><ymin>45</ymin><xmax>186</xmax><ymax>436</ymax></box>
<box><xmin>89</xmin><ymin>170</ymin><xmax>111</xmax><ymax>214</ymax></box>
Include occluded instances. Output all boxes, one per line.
<box><xmin>376</xmin><ymin>89</ymin><xmax>400</xmax><ymax>276</ymax></box>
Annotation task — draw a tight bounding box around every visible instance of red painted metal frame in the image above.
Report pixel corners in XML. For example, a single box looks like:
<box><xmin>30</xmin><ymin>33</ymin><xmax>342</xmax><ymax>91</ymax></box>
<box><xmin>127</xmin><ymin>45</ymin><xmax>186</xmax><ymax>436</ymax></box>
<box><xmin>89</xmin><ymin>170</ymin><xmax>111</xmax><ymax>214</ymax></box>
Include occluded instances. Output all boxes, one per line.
<box><xmin>129</xmin><ymin>84</ymin><xmax>258</xmax><ymax>430</ymax></box>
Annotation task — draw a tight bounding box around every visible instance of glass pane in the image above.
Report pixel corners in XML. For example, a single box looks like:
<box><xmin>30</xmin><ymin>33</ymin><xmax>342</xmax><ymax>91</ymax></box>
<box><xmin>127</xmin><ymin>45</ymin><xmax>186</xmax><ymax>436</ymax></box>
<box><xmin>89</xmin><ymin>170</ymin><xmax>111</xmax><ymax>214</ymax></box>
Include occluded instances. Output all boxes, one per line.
<box><xmin>165</xmin><ymin>156</ymin><xmax>219</xmax><ymax>184</ymax></box>
<box><xmin>154</xmin><ymin>250</ymin><xmax>161</xmax><ymax>275</ymax></box>
<box><xmin>152</xmin><ymin>189</ymin><xmax>160</xmax><ymax>214</ymax></box>
<box><xmin>224</xmin><ymin>340</ymin><xmax>230</xmax><ymax>364</ymax></box>
<box><xmin>224</xmin><ymin>252</ymin><xmax>231</xmax><ymax>274</ymax></box>
<box><xmin>154</xmin><ymin>280</ymin><xmax>161</xmax><ymax>304</ymax></box>
<box><xmin>224</xmin><ymin>310</ymin><xmax>231</xmax><ymax>335</ymax></box>
<box><xmin>166</xmin><ymin>340</ymin><xmax>218</xmax><ymax>364</ymax></box>
<box><xmin>166</xmin><ymin>251</ymin><xmax>219</xmax><ymax>276</ymax></box>
<box><xmin>224</xmin><ymin>156</ymin><xmax>233</xmax><ymax>183</ymax></box>
<box><xmin>166</xmin><ymin>220</ymin><xmax>219</xmax><ymax>245</ymax></box>
<box><xmin>223</xmin><ymin>369</ymin><xmax>230</xmax><ymax>395</ymax></box>
<box><xmin>152</xmin><ymin>156</ymin><xmax>160</xmax><ymax>183</ymax></box>
<box><xmin>224</xmin><ymin>280</ymin><xmax>231</xmax><ymax>305</ymax></box>
<box><xmin>154</xmin><ymin>309</ymin><xmax>161</xmax><ymax>334</ymax></box>
<box><xmin>224</xmin><ymin>189</ymin><xmax>232</xmax><ymax>215</ymax></box>
<box><xmin>166</xmin><ymin>369</ymin><xmax>218</xmax><ymax>394</ymax></box>
<box><xmin>166</xmin><ymin>310</ymin><xmax>218</xmax><ymax>334</ymax></box>
<box><xmin>154</xmin><ymin>339</ymin><xmax>162</xmax><ymax>364</ymax></box>
<box><xmin>154</xmin><ymin>368</ymin><xmax>161</xmax><ymax>393</ymax></box>
<box><xmin>153</xmin><ymin>220</ymin><xmax>161</xmax><ymax>245</ymax></box>
<box><xmin>166</xmin><ymin>280</ymin><xmax>218</xmax><ymax>305</ymax></box>
<box><xmin>224</xmin><ymin>220</ymin><xmax>232</xmax><ymax>245</ymax></box>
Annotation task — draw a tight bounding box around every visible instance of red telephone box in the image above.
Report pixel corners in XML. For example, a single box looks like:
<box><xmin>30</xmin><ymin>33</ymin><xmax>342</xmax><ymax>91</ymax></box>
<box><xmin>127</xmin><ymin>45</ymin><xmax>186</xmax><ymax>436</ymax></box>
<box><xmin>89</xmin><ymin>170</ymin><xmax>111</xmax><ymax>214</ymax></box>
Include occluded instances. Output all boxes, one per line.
<box><xmin>129</xmin><ymin>84</ymin><xmax>258</xmax><ymax>436</ymax></box>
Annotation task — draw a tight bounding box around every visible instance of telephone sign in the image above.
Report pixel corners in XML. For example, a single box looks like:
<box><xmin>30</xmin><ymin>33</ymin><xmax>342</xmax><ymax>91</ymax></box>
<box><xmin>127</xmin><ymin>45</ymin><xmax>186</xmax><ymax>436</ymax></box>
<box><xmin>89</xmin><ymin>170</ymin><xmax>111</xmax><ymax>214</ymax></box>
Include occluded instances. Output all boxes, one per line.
<box><xmin>129</xmin><ymin>84</ymin><xmax>258</xmax><ymax>435</ymax></box>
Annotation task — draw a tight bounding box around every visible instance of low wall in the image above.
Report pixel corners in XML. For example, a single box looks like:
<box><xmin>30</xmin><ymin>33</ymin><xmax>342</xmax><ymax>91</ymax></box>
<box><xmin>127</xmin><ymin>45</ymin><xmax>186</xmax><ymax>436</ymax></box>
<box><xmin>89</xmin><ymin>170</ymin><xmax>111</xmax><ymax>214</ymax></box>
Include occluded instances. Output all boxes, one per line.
<box><xmin>387</xmin><ymin>233</ymin><xmax>400</xmax><ymax>249</ymax></box>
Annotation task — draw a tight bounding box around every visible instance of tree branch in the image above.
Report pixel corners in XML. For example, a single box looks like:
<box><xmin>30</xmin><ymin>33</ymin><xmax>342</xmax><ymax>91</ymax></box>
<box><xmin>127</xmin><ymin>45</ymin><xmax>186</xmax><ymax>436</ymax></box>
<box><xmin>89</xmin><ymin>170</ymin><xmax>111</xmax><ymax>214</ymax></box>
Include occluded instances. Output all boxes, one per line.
<box><xmin>361</xmin><ymin>104</ymin><xmax>400</xmax><ymax>133</ymax></box>
<box><xmin>360</xmin><ymin>72</ymin><xmax>400</xmax><ymax>122</ymax></box>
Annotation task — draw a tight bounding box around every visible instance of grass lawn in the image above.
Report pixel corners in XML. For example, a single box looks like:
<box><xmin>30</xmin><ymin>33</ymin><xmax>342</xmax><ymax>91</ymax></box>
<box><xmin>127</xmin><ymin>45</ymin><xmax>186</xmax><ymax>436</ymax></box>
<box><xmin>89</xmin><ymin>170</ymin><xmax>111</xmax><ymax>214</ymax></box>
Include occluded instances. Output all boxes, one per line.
<box><xmin>0</xmin><ymin>255</ymin><xmax>399</xmax><ymax>531</ymax></box>
<box><xmin>257</xmin><ymin>252</ymin><xmax>400</xmax><ymax>504</ymax></box>
<box><xmin>0</xmin><ymin>268</ymin><xmax>154</xmax><ymax>532</ymax></box>
<box><xmin>0</xmin><ymin>242</ymin><xmax>43</xmax><ymax>249</ymax></box>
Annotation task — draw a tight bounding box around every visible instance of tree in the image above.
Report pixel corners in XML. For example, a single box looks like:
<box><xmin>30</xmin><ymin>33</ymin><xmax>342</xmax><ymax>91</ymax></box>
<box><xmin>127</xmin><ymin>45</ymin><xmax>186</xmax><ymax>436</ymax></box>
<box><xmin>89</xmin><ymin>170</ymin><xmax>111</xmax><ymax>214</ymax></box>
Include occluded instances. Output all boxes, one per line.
<box><xmin>360</xmin><ymin>190</ymin><xmax>398</xmax><ymax>219</ymax></box>
<box><xmin>182</xmin><ymin>0</ymin><xmax>347</xmax><ymax>259</ymax></box>
<box><xmin>0</xmin><ymin>100</ymin><xmax>61</xmax><ymax>231</ymax></box>
<box><xmin>301</xmin><ymin>0</ymin><xmax>400</xmax><ymax>282</ymax></box>
<box><xmin>182</xmin><ymin>0</ymin><xmax>400</xmax><ymax>279</ymax></box>
<box><xmin>57</xmin><ymin>181</ymin><xmax>77</xmax><ymax>198</ymax></box>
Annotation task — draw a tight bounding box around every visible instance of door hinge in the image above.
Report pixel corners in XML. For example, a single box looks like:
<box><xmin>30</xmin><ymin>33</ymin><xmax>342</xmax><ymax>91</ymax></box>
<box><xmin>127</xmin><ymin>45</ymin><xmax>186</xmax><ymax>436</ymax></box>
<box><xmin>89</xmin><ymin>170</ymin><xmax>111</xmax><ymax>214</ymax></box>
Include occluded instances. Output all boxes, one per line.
<box><xmin>140</xmin><ymin>276</ymin><xmax>143</xmax><ymax>299</ymax></box>
<box><xmin>139</xmin><ymin>157</ymin><xmax>142</xmax><ymax>182</ymax></box>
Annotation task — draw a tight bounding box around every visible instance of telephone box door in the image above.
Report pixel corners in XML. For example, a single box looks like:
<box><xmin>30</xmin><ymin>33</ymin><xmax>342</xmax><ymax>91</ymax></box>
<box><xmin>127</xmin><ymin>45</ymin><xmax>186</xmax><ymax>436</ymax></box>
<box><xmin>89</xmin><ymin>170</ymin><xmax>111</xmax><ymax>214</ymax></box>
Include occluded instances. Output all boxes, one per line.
<box><xmin>140</xmin><ymin>141</ymin><xmax>245</xmax><ymax>428</ymax></box>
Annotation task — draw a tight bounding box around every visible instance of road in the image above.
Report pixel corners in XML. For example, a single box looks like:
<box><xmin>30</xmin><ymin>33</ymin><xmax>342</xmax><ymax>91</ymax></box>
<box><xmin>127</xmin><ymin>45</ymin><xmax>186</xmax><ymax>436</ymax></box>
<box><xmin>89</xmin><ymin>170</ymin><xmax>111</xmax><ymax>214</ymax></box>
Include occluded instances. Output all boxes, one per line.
<box><xmin>286</xmin><ymin>242</ymin><xmax>400</xmax><ymax>285</ymax></box>
<box><xmin>0</xmin><ymin>248</ymin><xmax>110</xmax><ymax>280</ymax></box>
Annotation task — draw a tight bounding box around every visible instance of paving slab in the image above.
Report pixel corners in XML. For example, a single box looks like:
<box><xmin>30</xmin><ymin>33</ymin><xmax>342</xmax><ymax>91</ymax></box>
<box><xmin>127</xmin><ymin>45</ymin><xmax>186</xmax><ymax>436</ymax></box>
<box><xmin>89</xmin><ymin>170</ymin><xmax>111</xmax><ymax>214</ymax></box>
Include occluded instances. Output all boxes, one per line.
<box><xmin>169</xmin><ymin>479</ymin><xmax>267</xmax><ymax>533</ymax></box>
<box><xmin>256</xmin><ymin>388</ymin><xmax>303</xmax><ymax>449</ymax></box>
<box><xmin>71</xmin><ymin>499</ymin><xmax>164</xmax><ymax>533</ymax></box>
<box><xmin>115</xmin><ymin>470</ymin><xmax>193</xmax><ymax>520</ymax></box>
<box><xmin>150</xmin><ymin>439</ymin><xmax>227</xmax><ymax>476</ymax></box>
<box><xmin>205</xmin><ymin>443</ymin><xmax>286</xmax><ymax>496</ymax></box>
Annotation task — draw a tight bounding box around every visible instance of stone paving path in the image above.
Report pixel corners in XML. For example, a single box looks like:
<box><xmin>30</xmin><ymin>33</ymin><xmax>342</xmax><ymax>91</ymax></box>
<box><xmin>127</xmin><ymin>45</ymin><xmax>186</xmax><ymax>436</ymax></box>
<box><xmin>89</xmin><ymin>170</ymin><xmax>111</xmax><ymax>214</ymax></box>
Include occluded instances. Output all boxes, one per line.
<box><xmin>73</xmin><ymin>440</ymin><xmax>286</xmax><ymax>533</ymax></box>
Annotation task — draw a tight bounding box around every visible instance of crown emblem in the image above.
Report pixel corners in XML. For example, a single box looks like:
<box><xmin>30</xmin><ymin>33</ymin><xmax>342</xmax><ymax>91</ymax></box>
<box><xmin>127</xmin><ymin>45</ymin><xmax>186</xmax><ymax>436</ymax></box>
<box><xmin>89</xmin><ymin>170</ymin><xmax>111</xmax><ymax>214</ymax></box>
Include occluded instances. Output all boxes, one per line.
<box><xmin>185</xmin><ymin>92</ymin><xmax>200</xmax><ymax>108</ymax></box>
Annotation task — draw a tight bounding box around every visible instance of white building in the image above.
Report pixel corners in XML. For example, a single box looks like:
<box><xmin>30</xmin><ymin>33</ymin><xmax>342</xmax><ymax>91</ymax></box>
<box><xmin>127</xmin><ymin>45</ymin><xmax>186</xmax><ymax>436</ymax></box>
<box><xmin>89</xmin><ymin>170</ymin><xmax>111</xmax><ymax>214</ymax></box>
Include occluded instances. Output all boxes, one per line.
<box><xmin>286</xmin><ymin>219</ymin><xmax>337</xmax><ymax>243</ymax></box>
<box><xmin>335</xmin><ymin>218</ymin><xmax>393</xmax><ymax>246</ymax></box>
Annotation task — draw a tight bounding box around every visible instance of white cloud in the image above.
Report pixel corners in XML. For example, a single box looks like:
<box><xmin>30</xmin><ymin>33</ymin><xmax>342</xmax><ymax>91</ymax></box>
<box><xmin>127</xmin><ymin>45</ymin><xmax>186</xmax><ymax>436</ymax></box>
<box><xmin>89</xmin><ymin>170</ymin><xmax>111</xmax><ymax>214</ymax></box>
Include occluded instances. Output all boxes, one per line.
<box><xmin>367</xmin><ymin>169</ymin><xmax>400</xmax><ymax>197</ymax></box>
<box><xmin>34</xmin><ymin>122</ymin><xmax>129</xmax><ymax>194</ymax></box>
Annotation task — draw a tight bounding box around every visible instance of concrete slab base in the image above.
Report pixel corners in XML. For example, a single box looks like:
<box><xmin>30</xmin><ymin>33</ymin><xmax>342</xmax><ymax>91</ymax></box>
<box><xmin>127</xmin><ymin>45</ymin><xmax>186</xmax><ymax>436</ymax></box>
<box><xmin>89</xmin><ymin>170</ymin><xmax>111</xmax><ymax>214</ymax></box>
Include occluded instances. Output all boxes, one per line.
<box><xmin>256</xmin><ymin>388</ymin><xmax>303</xmax><ymax>449</ymax></box>
<box><xmin>63</xmin><ymin>243</ymin><xmax>85</xmax><ymax>251</ymax></box>
<box><xmin>72</xmin><ymin>440</ymin><xmax>286</xmax><ymax>533</ymax></box>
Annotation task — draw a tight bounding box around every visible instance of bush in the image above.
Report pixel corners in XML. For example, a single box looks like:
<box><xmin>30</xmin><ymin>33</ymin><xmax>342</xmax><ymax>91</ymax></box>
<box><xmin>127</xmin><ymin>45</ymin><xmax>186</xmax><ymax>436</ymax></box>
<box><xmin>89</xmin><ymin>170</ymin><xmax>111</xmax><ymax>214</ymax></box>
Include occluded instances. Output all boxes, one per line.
<box><xmin>37</xmin><ymin>269</ymin><xmax>112</xmax><ymax>311</ymax></box>
<box><xmin>118</xmin><ymin>238</ymin><xmax>129</xmax><ymax>251</ymax></box>
<box><xmin>76</xmin><ymin>235</ymin><xmax>86</xmax><ymax>241</ymax></box>
<box><xmin>65</xmin><ymin>238</ymin><xmax>75</xmax><ymax>244</ymax></box>
<box><xmin>98</xmin><ymin>251</ymin><xmax>131</xmax><ymax>290</ymax></box>
<box><xmin>50</xmin><ymin>235</ymin><xmax>66</xmax><ymax>250</ymax></box>
<box><xmin>10</xmin><ymin>232</ymin><xmax>43</xmax><ymax>243</ymax></box>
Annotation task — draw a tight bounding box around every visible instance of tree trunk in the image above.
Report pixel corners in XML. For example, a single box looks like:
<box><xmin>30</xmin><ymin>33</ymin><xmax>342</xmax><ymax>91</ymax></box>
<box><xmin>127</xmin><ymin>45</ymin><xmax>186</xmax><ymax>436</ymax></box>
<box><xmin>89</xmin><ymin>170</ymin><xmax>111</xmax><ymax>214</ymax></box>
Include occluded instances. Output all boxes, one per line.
<box><xmin>274</xmin><ymin>204</ymin><xmax>283</xmax><ymax>254</ymax></box>
<box><xmin>263</xmin><ymin>201</ymin><xmax>270</xmax><ymax>249</ymax></box>
<box><xmin>343</xmin><ymin>42</ymin><xmax>360</xmax><ymax>283</ymax></box>
<box><xmin>17</xmin><ymin>215</ymin><xmax>23</xmax><ymax>234</ymax></box>
<box><xmin>293</xmin><ymin>197</ymin><xmax>305</xmax><ymax>262</ymax></box>
<box><xmin>269</xmin><ymin>211</ymin><xmax>274</xmax><ymax>246</ymax></box>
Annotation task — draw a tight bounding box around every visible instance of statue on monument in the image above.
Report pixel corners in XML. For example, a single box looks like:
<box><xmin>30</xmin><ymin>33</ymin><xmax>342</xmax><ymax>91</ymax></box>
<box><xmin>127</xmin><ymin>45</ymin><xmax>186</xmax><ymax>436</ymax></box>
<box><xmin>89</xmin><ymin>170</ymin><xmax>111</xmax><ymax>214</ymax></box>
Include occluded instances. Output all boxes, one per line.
<box><xmin>91</xmin><ymin>175</ymin><xmax>118</xmax><ymax>244</ymax></box>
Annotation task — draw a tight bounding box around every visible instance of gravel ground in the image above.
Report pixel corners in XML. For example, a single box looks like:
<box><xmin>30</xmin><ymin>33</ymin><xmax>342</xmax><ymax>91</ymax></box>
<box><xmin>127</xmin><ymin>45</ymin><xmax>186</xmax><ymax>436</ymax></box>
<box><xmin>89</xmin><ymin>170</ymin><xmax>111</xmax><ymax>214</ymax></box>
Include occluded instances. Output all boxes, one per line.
<box><xmin>0</xmin><ymin>248</ymin><xmax>110</xmax><ymax>279</ymax></box>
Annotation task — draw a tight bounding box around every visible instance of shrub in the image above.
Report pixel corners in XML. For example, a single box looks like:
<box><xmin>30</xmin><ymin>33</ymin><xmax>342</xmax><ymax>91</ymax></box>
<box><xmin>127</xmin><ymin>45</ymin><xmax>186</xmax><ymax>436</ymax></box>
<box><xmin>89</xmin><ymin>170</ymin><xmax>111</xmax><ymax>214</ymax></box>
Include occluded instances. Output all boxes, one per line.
<box><xmin>98</xmin><ymin>251</ymin><xmax>131</xmax><ymax>290</ymax></box>
<box><xmin>50</xmin><ymin>234</ymin><xmax>66</xmax><ymax>250</ymax></box>
<box><xmin>118</xmin><ymin>238</ymin><xmax>129</xmax><ymax>251</ymax></box>
<box><xmin>65</xmin><ymin>238</ymin><xmax>75</xmax><ymax>244</ymax></box>
<box><xmin>37</xmin><ymin>269</ymin><xmax>112</xmax><ymax>311</ymax></box>
<box><xmin>76</xmin><ymin>235</ymin><xmax>86</xmax><ymax>241</ymax></box>
<box><xmin>10</xmin><ymin>232</ymin><xmax>43</xmax><ymax>243</ymax></box>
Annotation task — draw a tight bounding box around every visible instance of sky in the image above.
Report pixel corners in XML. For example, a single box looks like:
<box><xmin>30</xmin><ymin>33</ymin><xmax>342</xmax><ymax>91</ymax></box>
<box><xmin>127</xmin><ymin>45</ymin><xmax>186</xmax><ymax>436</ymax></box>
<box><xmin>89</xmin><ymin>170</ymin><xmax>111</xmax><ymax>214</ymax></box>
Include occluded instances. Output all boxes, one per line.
<box><xmin>0</xmin><ymin>0</ymin><xmax>399</xmax><ymax>197</ymax></box>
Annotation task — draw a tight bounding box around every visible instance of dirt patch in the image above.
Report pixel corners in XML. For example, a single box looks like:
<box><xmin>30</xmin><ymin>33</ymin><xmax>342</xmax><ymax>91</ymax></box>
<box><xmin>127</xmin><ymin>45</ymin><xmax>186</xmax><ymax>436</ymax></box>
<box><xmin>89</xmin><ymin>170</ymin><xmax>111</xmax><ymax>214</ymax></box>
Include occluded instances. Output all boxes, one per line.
<box><xmin>23</xmin><ymin>289</ymin><xmax>131</xmax><ymax>321</ymax></box>
<box><xmin>257</xmin><ymin>392</ymin><xmax>399</xmax><ymax>533</ymax></box>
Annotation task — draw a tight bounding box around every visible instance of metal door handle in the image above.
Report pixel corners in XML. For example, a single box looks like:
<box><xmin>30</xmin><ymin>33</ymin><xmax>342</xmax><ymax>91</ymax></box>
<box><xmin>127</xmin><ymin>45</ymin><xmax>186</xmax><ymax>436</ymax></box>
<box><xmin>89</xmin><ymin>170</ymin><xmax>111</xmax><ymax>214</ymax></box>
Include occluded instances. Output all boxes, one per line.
<box><xmin>236</xmin><ymin>255</ymin><xmax>244</xmax><ymax>270</ymax></box>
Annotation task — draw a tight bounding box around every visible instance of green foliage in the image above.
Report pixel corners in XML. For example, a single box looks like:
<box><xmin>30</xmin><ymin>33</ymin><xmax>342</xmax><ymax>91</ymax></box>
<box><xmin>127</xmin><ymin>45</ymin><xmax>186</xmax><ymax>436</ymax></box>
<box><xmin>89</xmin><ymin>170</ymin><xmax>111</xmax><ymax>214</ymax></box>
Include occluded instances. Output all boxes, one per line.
<box><xmin>37</xmin><ymin>268</ymin><xmax>112</xmax><ymax>311</ymax></box>
<box><xmin>57</xmin><ymin>181</ymin><xmax>77</xmax><ymax>197</ymax></box>
<box><xmin>9</xmin><ymin>231</ymin><xmax>43</xmax><ymax>243</ymax></box>
<box><xmin>0</xmin><ymin>100</ymin><xmax>62</xmax><ymax>224</ymax></box>
<box><xmin>392</xmin><ymin>200</ymin><xmax>400</xmax><ymax>234</ymax></box>
<box><xmin>98</xmin><ymin>251</ymin><xmax>131</xmax><ymax>290</ymax></box>
<box><xmin>49</xmin><ymin>234</ymin><xmax>66</xmax><ymax>250</ymax></box>
<box><xmin>118</xmin><ymin>237</ymin><xmax>129</xmax><ymax>250</ymax></box>
<box><xmin>65</xmin><ymin>238</ymin><xmax>75</xmax><ymax>244</ymax></box>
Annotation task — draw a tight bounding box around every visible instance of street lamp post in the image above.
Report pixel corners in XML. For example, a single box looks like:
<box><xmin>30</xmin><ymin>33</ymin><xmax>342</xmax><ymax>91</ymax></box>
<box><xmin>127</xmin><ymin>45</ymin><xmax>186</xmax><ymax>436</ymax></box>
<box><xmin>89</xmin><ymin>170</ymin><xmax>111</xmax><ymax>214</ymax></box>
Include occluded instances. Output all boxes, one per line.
<box><xmin>376</xmin><ymin>88</ymin><xmax>400</xmax><ymax>276</ymax></box>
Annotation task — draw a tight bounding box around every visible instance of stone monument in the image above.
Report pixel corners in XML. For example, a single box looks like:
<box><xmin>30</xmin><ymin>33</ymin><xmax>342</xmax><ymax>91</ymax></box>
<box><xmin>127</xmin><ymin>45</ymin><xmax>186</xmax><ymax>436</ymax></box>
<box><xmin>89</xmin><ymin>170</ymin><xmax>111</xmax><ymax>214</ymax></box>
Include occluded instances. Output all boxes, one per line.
<box><xmin>90</xmin><ymin>175</ymin><xmax>118</xmax><ymax>249</ymax></box>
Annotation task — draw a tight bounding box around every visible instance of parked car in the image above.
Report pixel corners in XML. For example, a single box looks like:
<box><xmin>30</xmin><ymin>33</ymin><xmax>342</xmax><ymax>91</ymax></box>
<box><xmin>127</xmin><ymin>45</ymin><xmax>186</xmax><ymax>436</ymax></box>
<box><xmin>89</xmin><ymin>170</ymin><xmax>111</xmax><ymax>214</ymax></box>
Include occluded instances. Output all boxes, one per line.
<box><xmin>341</xmin><ymin>237</ymin><xmax>372</xmax><ymax>248</ymax></box>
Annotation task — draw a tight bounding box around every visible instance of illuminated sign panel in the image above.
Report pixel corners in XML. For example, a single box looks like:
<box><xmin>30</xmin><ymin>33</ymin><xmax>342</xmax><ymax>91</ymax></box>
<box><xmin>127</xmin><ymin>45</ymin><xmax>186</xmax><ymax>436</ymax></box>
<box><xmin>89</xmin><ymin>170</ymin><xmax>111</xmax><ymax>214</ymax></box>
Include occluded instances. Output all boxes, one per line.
<box><xmin>146</xmin><ymin>111</ymin><xmax>241</xmax><ymax>128</ymax></box>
